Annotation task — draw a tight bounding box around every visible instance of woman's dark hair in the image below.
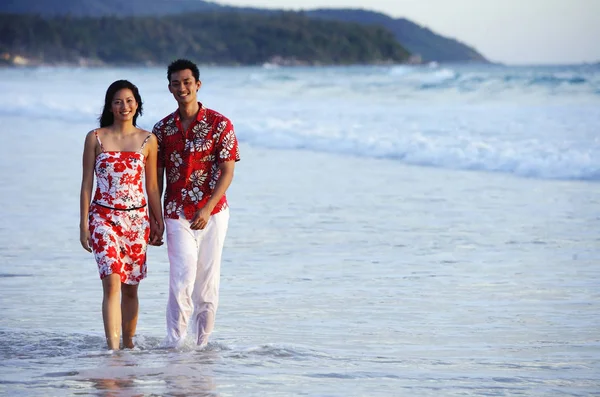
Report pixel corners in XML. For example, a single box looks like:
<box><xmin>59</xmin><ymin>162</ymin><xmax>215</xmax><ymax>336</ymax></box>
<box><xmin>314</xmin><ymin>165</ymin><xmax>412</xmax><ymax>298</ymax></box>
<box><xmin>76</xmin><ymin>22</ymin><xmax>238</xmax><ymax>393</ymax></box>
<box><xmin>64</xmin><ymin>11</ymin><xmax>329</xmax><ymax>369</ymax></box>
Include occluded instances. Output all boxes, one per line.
<box><xmin>99</xmin><ymin>80</ymin><xmax>143</xmax><ymax>127</ymax></box>
<box><xmin>167</xmin><ymin>59</ymin><xmax>200</xmax><ymax>82</ymax></box>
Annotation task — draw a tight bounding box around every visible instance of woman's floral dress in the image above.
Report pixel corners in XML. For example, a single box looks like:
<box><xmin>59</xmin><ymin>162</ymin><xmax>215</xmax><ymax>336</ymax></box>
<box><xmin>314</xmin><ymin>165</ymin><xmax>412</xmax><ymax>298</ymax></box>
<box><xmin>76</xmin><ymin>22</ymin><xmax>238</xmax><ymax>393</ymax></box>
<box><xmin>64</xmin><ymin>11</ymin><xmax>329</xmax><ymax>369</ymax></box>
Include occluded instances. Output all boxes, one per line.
<box><xmin>89</xmin><ymin>131</ymin><xmax>151</xmax><ymax>285</ymax></box>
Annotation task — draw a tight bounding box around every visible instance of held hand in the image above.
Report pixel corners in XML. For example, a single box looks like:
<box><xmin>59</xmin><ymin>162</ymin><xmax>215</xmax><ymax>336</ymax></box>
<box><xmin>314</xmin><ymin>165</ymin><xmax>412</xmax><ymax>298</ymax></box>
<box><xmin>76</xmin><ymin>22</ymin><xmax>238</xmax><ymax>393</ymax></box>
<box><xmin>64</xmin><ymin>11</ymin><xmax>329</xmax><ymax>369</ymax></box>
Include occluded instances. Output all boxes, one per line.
<box><xmin>190</xmin><ymin>207</ymin><xmax>211</xmax><ymax>230</ymax></box>
<box><xmin>80</xmin><ymin>228</ymin><xmax>92</xmax><ymax>253</ymax></box>
<box><xmin>149</xmin><ymin>219</ymin><xmax>164</xmax><ymax>246</ymax></box>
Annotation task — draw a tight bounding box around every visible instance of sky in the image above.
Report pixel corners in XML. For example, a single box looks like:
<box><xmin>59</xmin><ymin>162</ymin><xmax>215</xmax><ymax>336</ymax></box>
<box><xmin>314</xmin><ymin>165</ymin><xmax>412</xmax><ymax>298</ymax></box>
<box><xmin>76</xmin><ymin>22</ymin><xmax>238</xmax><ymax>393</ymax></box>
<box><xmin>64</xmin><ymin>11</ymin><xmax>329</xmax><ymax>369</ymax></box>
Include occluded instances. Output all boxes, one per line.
<box><xmin>217</xmin><ymin>0</ymin><xmax>599</xmax><ymax>65</ymax></box>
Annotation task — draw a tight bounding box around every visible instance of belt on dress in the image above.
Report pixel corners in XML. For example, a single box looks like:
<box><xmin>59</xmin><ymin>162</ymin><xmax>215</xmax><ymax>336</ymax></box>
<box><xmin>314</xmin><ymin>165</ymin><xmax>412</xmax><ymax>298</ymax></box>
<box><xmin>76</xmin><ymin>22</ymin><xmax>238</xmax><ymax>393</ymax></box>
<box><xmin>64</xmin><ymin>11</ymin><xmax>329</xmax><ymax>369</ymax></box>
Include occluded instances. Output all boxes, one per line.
<box><xmin>92</xmin><ymin>201</ymin><xmax>147</xmax><ymax>211</ymax></box>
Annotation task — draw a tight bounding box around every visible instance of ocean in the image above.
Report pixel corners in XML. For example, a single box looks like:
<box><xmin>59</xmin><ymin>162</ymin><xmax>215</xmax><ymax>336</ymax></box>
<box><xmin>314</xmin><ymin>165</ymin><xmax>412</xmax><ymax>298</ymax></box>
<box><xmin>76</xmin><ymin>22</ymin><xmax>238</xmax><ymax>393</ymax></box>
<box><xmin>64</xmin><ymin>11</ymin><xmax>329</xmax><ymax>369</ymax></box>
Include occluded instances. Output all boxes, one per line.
<box><xmin>0</xmin><ymin>63</ymin><xmax>599</xmax><ymax>396</ymax></box>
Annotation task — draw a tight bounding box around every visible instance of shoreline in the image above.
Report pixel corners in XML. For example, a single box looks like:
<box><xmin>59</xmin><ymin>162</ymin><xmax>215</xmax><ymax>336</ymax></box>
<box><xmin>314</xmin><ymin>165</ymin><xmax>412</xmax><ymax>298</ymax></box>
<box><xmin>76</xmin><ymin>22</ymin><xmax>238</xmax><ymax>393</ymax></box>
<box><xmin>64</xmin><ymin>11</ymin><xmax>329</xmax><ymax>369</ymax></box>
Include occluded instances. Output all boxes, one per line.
<box><xmin>1</xmin><ymin>56</ymin><xmax>592</xmax><ymax>69</ymax></box>
<box><xmin>0</xmin><ymin>57</ymin><xmax>424</xmax><ymax>69</ymax></box>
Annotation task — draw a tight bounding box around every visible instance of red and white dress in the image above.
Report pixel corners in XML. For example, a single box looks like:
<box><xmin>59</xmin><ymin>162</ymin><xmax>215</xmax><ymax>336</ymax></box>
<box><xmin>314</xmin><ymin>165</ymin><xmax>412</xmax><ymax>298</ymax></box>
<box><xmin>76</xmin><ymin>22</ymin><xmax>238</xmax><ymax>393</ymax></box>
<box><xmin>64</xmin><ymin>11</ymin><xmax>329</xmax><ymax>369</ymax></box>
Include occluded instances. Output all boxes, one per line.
<box><xmin>88</xmin><ymin>131</ymin><xmax>151</xmax><ymax>285</ymax></box>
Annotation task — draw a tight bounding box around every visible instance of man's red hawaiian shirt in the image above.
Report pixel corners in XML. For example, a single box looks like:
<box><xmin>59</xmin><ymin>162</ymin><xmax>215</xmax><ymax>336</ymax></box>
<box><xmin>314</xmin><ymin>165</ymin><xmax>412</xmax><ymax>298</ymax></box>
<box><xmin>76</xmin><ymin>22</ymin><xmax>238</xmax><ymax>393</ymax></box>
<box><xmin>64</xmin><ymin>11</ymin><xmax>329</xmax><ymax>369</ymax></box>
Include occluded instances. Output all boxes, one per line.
<box><xmin>152</xmin><ymin>103</ymin><xmax>240</xmax><ymax>220</ymax></box>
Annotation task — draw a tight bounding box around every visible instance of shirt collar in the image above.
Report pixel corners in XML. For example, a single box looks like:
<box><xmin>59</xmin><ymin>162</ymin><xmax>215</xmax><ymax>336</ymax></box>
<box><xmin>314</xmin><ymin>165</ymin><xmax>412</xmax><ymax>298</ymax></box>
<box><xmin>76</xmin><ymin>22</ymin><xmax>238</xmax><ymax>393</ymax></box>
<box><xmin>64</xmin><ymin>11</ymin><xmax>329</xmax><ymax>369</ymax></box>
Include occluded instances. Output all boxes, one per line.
<box><xmin>173</xmin><ymin>102</ymin><xmax>206</xmax><ymax>123</ymax></box>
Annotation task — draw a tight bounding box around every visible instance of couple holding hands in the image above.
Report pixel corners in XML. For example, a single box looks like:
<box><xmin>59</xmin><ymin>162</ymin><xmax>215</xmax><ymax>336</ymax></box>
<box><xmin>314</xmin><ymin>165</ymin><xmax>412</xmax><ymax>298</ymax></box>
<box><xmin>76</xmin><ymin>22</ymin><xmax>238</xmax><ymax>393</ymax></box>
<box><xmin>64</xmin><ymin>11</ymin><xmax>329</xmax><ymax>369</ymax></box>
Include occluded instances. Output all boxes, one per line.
<box><xmin>79</xmin><ymin>59</ymin><xmax>240</xmax><ymax>350</ymax></box>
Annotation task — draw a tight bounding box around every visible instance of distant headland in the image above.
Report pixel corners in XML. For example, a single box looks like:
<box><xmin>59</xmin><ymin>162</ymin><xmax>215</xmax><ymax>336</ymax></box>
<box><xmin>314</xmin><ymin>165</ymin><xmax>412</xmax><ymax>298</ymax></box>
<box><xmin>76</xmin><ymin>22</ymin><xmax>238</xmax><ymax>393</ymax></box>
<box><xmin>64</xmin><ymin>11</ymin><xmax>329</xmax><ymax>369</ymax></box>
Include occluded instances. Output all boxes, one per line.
<box><xmin>0</xmin><ymin>0</ymin><xmax>489</xmax><ymax>66</ymax></box>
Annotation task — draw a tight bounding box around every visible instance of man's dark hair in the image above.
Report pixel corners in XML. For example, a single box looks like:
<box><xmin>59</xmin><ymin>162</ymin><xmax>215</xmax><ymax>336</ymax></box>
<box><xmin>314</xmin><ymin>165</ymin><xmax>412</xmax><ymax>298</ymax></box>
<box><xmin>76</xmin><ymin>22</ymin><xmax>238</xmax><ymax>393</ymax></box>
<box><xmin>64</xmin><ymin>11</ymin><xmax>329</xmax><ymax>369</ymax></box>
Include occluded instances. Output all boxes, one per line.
<box><xmin>167</xmin><ymin>59</ymin><xmax>200</xmax><ymax>82</ymax></box>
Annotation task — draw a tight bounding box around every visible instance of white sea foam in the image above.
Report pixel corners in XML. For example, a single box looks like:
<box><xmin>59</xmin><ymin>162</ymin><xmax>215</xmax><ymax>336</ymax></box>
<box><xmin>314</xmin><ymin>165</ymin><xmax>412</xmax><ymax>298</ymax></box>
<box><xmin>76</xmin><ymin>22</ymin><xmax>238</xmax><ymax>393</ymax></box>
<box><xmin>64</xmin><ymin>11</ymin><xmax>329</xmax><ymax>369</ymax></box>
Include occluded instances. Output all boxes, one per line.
<box><xmin>388</xmin><ymin>65</ymin><xmax>414</xmax><ymax>76</ymax></box>
<box><xmin>0</xmin><ymin>64</ymin><xmax>598</xmax><ymax>181</ymax></box>
<box><xmin>237</xmin><ymin>118</ymin><xmax>599</xmax><ymax>180</ymax></box>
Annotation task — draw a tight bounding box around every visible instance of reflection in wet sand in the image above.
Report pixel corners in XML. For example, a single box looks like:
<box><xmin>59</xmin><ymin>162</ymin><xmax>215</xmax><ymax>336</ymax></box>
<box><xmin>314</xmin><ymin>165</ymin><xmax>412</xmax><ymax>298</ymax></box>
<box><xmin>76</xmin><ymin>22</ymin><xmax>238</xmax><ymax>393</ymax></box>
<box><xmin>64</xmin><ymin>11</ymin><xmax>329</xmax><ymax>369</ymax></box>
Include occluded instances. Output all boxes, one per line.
<box><xmin>76</xmin><ymin>346</ymin><xmax>219</xmax><ymax>396</ymax></box>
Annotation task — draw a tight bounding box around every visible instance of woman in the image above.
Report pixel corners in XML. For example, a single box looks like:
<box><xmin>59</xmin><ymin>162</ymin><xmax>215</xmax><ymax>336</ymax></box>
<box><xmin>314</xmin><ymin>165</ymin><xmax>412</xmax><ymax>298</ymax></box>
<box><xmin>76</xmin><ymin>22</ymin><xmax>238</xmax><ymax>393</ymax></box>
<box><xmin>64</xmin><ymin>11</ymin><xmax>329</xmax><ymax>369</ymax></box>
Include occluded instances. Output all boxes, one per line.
<box><xmin>79</xmin><ymin>80</ymin><xmax>164</xmax><ymax>350</ymax></box>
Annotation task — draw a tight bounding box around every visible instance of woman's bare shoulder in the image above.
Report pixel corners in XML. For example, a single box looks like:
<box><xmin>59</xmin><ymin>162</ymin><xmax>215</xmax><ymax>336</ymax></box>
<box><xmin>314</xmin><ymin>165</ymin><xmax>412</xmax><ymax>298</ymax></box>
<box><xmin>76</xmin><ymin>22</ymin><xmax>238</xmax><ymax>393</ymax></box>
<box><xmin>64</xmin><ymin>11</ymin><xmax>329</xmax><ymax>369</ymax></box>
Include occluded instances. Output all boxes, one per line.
<box><xmin>137</xmin><ymin>128</ymin><xmax>157</xmax><ymax>142</ymax></box>
<box><xmin>87</xmin><ymin>127</ymin><xmax>110</xmax><ymax>139</ymax></box>
<box><xmin>85</xmin><ymin>128</ymin><xmax>100</xmax><ymax>141</ymax></box>
<box><xmin>83</xmin><ymin>129</ymin><xmax>100</xmax><ymax>153</ymax></box>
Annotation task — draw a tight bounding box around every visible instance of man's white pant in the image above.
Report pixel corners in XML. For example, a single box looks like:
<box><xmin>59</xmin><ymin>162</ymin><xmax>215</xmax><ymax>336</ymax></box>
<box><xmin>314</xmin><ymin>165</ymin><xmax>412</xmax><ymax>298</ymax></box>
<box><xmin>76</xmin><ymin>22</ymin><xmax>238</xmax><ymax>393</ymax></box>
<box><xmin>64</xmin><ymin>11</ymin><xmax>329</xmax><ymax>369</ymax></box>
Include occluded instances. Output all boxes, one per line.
<box><xmin>164</xmin><ymin>208</ymin><xmax>229</xmax><ymax>347</ymax></box>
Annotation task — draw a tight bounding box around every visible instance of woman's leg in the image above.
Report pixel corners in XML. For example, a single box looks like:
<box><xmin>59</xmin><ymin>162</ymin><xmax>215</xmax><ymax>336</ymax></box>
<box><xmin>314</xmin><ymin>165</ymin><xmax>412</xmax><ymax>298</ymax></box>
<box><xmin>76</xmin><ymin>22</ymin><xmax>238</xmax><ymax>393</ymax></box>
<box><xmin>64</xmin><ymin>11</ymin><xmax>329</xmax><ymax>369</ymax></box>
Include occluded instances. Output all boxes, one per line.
<box><xmin>121</xmin><ymin>283</ymin><xmax>140</xmax><ymax>349</ymax></box>
<box><xmin>102</xmin><ymin>273</ymin><xmax>122</xmax><ymax>350</ymax></box>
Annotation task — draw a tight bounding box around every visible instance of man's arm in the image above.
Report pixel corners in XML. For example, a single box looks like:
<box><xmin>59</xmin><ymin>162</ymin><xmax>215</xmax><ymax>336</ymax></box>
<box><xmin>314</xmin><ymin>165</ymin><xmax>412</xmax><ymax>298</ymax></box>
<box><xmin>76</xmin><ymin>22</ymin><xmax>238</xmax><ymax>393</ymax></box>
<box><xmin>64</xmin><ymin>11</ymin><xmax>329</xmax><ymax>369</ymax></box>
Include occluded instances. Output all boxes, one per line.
<box><xmin>157</xmin><ymin>165</ymin><xmax>164</xmax><ymax>200</ymax></box>
<box><xmin>189</xmin><ymin>160</ymin><xmax>235</xmax><ymax>230</ymax></box>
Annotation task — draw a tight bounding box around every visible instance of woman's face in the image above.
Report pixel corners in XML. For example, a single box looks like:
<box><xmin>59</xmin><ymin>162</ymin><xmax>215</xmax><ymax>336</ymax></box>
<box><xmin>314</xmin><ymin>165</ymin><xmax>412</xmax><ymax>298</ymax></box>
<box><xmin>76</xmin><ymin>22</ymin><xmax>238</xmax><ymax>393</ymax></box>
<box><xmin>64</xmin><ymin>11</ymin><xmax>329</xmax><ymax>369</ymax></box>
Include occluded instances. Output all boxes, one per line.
<box><xmin>111</xmin><ymin>88</ymin><xmax>138</xmax><ymax>123</ymax></box>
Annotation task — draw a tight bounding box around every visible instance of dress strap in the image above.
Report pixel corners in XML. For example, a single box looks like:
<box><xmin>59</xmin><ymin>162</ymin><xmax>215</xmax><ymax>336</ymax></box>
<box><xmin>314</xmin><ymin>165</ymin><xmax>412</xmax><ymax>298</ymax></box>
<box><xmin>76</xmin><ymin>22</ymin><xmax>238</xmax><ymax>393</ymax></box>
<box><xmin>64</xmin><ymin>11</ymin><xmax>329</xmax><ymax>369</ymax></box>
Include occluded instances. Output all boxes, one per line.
<box><xmin>139</xmin><ymin>134</ymin><xmax>152</xmax><ymax>152</ymax></box>
<box><xmin>94</xmin><ymin>130</ymin><xmax>105</xmax><ymax>152</ymax></box>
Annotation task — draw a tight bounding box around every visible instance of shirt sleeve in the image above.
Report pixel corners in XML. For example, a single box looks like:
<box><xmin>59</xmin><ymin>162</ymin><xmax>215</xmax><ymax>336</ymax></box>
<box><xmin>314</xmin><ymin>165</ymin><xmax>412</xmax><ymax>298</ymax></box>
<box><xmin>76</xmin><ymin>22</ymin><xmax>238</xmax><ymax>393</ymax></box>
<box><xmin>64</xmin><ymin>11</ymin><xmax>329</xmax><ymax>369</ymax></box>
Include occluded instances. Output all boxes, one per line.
<box><xmin>152</xmin><ymin>122</ymin><xmax>165</xmax><ymax>168</ymax></box>
<box><xmin>215</xmin><ymin>118</ymin><xmax>240</xmax><ymax>163</ymax></box>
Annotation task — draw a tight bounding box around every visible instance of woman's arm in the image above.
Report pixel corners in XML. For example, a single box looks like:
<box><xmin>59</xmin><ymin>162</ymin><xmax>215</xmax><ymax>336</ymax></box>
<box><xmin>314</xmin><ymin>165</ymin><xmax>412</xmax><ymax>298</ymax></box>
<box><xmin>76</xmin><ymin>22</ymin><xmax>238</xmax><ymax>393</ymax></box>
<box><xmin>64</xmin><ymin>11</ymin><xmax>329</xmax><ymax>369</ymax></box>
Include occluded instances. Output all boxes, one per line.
<box><xmin>144</xmin><ymin>134</ymin><xmax>164</xmax><ymax>244</ymax></box>
<box><xmin>80</xmin><ymin>131</ymin><xmax>97</xmax><ymax>252</ymax></box>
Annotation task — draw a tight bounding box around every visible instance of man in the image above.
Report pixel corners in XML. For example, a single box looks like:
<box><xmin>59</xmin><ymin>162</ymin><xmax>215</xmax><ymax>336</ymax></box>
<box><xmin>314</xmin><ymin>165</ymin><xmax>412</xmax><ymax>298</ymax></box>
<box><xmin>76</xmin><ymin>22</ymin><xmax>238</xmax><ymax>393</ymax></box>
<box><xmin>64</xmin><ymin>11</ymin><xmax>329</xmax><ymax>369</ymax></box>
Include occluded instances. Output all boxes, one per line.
<box><xmin>152</xmin><ymin>59</ymin><xmax>240</xmax><ymax>347</ymax></box>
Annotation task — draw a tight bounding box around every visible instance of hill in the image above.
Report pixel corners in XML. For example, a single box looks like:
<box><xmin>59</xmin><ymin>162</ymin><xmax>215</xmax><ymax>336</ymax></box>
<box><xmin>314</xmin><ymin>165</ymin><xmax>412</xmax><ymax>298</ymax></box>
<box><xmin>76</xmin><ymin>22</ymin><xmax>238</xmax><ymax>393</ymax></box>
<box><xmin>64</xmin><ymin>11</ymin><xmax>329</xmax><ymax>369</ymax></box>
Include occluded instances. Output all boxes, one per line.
<box><xmin>0</xmin><ymin>0</ymin><xmax>488</xmax><ymax>64</ymax></box>
<box><xmin>0</xmin><ymin>0</ymin><xmax>221</xmax><ymax>16</ymax></box>
<box><xmin>0</xmin><ymin>12</ymin><xmax>410</xmax><ymax>66</ymax></box>
<box><xmin>307</xmin><ymin>9</ymin><xmax>487</xmax><ymax>63</ymax></box>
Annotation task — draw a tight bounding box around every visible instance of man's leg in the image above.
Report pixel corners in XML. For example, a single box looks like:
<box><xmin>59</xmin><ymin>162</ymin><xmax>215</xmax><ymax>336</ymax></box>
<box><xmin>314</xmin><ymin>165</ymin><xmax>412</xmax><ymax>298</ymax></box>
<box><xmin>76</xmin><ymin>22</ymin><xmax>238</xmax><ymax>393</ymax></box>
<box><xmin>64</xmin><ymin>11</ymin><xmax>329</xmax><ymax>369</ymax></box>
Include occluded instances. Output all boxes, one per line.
<box><xmin>192</xmin><ymin>208</ymin><xmax>230</xmax><ymax>346</ymax></box>
<box><xmin>165</xmin><ymin>217</ymin><xmax>200</xmax><ymax>347</ymax></box>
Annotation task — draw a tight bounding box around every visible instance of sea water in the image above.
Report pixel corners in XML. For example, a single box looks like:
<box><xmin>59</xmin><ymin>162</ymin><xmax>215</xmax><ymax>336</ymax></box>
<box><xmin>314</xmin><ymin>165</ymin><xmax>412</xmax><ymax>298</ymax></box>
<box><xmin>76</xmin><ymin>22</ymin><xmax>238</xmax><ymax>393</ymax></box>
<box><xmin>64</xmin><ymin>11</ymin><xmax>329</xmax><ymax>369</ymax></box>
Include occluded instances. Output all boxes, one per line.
<box><xmin>0</xmin><ymin>64</ymin><xmax>598</xmax><ymax>396</ymax></box>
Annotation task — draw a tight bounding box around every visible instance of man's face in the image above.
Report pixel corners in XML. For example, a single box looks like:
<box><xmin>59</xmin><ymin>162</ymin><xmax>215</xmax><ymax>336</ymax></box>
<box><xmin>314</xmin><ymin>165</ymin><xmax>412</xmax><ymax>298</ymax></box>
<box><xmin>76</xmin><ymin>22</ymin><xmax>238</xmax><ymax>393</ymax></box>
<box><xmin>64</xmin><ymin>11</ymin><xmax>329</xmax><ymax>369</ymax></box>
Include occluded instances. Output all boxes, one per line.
<box><xmin>168</xmin><ymin>69</ymin><xmax>201</xmax><ymax>105</ymax></box>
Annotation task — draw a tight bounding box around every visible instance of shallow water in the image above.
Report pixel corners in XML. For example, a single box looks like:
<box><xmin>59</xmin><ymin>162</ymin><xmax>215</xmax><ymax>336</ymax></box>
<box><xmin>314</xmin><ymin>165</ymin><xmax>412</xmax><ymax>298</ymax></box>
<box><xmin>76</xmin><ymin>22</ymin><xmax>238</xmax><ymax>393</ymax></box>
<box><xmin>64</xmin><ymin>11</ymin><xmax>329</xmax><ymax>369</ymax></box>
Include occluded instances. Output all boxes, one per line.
<box><xmin>0</xmin><ymin>65</ymin><xmax>599</xmax><ymax>396</ymax></box>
